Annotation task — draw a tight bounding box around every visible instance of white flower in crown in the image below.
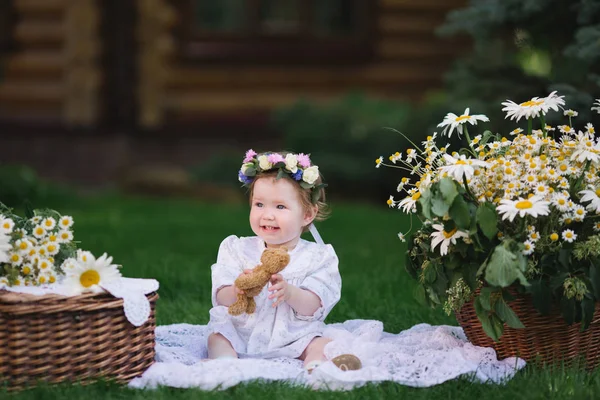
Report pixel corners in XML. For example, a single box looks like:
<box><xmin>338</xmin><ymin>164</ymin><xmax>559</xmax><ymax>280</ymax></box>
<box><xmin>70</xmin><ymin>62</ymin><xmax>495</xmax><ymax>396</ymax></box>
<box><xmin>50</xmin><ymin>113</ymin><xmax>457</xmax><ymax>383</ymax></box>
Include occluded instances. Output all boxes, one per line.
<box><xmin>64</xmin><ymin>251</ymin><xmax>121</xmax><ymax>295</ymax></box>
<box><xmin>284</xmin><ymin>153</ymin><xmax>298</xmax><ymax>173</ymax></box>
<box><xmin>302</xmin><ymin>166</ymin><xmax>320</xmax><ymax>185</ymax></box>
<box><xmin>257</xmin><ymin>155</ymin><xmax>272</xmax><ymax>170</ymax></box>
<box><xmin>241</xmin><ymin>162</ymin><xmax>254</xmax><ymax>175</ymax></box>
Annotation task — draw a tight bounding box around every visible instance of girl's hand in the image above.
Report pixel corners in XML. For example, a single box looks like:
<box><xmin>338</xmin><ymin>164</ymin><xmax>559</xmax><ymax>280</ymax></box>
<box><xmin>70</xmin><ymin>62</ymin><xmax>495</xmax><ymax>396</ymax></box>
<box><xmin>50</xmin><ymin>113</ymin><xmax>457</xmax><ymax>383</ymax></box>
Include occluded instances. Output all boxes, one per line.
<box><xmin>234</xmin><ymin>269</ymin><xmax>253</xmax><ymax>295</ymax></box>
<box><xmin>268</xmin><ymin>274</ymin><xmax>292</xmax><ymax>307</ymax></box>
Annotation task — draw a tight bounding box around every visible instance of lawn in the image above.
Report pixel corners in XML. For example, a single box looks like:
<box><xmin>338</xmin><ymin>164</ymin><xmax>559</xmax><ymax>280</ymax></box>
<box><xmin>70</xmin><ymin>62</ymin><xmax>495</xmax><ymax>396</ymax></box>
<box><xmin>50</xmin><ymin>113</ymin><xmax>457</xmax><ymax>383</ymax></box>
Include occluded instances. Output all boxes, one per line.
<box><xmin>4</xmin><ymin>193</ymin><xmax>600</xmax><ymax>399</ymax></box>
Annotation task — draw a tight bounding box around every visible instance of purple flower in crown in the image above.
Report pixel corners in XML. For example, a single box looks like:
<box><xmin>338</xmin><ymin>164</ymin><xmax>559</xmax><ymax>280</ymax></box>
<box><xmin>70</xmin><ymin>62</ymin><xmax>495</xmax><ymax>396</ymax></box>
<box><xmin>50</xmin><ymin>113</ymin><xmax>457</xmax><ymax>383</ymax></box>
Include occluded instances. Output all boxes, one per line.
<box><xmin>267</xmin><ymin>153</ymin><xmax>285</xmax><ymax>165</ymax></box>
<box><xmin>297</xmin><ymin>153</ymin><xmax>311</xmax><ymax>168</ymax></box>
<box><xmin>243</xmin><ymin>149</ymin><xmax>257</xmax><ymax>163</ymax></box>
<box><xmin>238</xmin><ymin>170</ymin><xmax>253</xmax><ymax>185</ymax></box>
<box><xmin>291</xmin><ymin>169</ymin><xmax>303</xmax><ymax>181</ymax></box>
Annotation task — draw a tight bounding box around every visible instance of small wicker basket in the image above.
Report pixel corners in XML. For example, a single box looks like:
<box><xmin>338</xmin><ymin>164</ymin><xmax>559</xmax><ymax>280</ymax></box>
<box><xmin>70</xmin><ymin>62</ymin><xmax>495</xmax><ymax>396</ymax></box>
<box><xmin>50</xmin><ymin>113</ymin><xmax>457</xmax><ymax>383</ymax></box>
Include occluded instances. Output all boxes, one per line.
<box><xmin>456</xmin><ymin>288</ymin><xmax>600</xmax><ymax>369</ymax></box>
<box><xmin>0</xmin><ymin>290</ymin><xmax>158</xmax><ymax>390</ymax></box>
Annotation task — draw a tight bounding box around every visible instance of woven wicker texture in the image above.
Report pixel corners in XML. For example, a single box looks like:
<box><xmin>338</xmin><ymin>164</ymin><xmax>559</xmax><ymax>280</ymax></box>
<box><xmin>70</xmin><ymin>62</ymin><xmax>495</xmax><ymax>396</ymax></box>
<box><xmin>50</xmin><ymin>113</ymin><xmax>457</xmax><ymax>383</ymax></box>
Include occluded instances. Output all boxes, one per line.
<box><xmin>456</xmin><ymin>288</ymin><xmax>600</xmax><ymax>369</ymax></box>
<box><xmin>0</xmin><ymin>290</ymin><xmax>157</xmax><ymax>390</ymax></box>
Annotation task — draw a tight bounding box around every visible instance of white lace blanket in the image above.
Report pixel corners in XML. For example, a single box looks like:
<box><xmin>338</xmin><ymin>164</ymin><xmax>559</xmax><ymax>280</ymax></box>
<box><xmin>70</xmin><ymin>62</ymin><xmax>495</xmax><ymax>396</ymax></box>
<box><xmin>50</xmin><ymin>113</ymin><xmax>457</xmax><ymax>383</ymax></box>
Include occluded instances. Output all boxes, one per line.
<box><xmin>129</xmin><ymin>320</ymin><xmax>525</xmax><ymax>391</ymax></box>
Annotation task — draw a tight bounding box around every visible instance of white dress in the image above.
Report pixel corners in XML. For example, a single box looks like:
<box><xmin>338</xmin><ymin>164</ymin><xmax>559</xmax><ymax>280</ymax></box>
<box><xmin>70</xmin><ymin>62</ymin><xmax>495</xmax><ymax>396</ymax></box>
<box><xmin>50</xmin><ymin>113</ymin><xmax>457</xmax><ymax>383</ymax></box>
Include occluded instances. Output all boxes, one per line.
<box><xmin>207</xmin><ymin>235</ymin><xmax>342</xmax><ymax>359</ymax></box>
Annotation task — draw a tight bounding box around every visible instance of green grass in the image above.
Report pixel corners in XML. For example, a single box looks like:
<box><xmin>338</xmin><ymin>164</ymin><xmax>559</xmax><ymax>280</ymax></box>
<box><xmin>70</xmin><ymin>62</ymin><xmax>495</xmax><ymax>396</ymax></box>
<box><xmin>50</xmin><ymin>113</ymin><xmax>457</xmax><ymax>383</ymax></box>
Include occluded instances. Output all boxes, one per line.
<box><xmin>4</xmin><ymin>194</ymin><xmax>600</xmax><ymax>399</ymax></box>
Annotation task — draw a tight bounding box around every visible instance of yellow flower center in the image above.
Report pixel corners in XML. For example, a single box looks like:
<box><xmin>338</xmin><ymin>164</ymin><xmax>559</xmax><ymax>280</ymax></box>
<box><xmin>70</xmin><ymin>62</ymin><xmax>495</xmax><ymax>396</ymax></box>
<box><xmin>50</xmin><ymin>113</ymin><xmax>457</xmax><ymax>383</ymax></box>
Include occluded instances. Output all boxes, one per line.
<box><xmin>80</xmin><ymin>270</ymin><xmax>100</xmax><ymax>288</ymax></box>
<box><xmin>516</xmin><ymin>200</ymin><xmax>533</xmax><ymax>209</ymax></box>
<box><xmin>455</xmin><ymin>160</ymin><xmax>467</xmax><ymax>165</ymax></box>
<box><xmin>10</xmin><ymin>254</ymin><xmax>19</xmax><ymax>262</ymax></box>
<box><xmin>39</xmin><ymin>276</ymin><xmax>46</xmax><ymax>284</ymax></box>
<box><xmin>577</xmin><ymin>209</ymin><xmax>584</xmax><ymax>216</ymax></box>
<box><xmin>48</xmin><ymin>245</ymin><xmax>56</xmax><ymax>253</ymax></box>
<box><xmin>520</xmin><ymin>100</ymin><xmax>544</xmax><ymax>107</ymax></box>
<box><xmin>443</xmin><ymin>228</ymin><xmax>458</xmax><ymax>239</ymax></box>
<box><xmin>62</xmin><ymin>220</ymin><xmax>69</xmax><ymax>226</ymax></box>
<box><xmin>386</xmin><ymin>199</ymin><xmax>393</xmax><ymax>205</ymax></box>
<box><xmin>49</xmin><ymin>276</ymin><xmax>56</xmax><ymax>283</ymax></box>
<box><xmin>558</xmin><ymin>199</ymin><xmax>566</xmax><ymax>205</ymax></box>
<box><xmin>550</xmin><ymin>233</ymin><xmax>559</xmax><ymax>241</ymax></box>
<box><xmin>35</xmin><ymin>227</ymin><xmax>44</xmax><ymax>235</ymax></box>
<box><xmin>566</xmin><ymin>232</ymin><xmax>573</xmax><ymax>238</ymax></box>
<box><xmin>375</xmin><ymin>158</ymin><xmax>381</xmax><ymax>164</ymax></box>
<box><xmin>412</xmin><ymin>192</ymin><xmax>421</xmax><ymax>201</ymax></box>
<box><xmin>3</xmin><ymin>223</ymin><xmax>10</xmax><ymax>229</ymax></box>
<box><xmin>19</xmin><ymin>242</ymin><xmax>27</xmax><ymax>250</ymax></box>
<box><xmin>559</xmin><ymin>164</ymin><xmax>568</xmax><ymax>172</ymax></box>
<box><xmin>22</xmin><ymin>266</ymin><xmax>31</xmax><ymax>275</ymax></box>
<box><xmin>595</xmin><ymin>189</ymin><xmax>600</xmax><ymax>197</ymax></box>
<box><xmin>455</xmin><ymin>115</ymin><xmax>470</xmax><ymax>122</ymax></box>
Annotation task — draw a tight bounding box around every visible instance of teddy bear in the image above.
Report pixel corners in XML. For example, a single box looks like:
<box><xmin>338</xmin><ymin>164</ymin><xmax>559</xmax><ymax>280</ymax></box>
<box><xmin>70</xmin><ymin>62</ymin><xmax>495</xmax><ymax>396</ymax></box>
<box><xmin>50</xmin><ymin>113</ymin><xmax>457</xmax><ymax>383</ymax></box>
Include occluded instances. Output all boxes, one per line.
<box><xmin>228</xmin><ymin>247</ymin><xmax>290</xmax><ymax>316</ymax></box>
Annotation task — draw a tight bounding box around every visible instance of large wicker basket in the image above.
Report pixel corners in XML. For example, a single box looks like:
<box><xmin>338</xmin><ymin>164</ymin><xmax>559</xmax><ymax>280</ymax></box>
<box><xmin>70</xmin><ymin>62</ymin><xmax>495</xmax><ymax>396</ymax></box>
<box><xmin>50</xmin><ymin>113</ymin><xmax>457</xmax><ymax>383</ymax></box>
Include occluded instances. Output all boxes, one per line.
<box><xmin>456</xmin><ymin>288</ymin><xmax>600</xmax><ymax>369</ymax></box>
<box><xmin>0</xmin><ymin>290</ymin><xmax>158</xmax><ymax>390</ymax></box>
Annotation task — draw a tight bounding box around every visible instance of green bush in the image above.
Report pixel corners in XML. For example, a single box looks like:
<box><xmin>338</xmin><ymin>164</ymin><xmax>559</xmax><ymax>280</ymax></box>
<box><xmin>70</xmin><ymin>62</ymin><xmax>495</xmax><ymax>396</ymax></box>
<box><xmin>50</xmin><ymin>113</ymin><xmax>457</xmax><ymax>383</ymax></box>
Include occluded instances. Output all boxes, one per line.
<box><xmin>271</xmin><ymin>92</ymin><xmax>448</xmax><ymax>202</ymax></box>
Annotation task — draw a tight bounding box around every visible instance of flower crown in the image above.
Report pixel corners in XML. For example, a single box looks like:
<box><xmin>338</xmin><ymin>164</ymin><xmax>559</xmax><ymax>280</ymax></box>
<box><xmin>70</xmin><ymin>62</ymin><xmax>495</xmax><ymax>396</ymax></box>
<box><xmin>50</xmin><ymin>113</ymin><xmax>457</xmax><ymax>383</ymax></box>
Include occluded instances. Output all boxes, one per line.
<box><xmin>238</xmin><ymin>149</ymin><xmax>327</xmax><ymax>204</ymax></box>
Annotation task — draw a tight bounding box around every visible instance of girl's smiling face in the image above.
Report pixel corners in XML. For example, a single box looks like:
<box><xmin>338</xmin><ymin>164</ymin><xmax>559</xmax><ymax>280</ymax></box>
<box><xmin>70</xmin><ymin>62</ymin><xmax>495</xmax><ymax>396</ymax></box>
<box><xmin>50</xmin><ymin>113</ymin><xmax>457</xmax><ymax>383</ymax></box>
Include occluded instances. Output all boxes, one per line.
<box><xmin>250</xmin><ymin>177</ymin><xmax>316</xmax><ymax>250</ymax></box>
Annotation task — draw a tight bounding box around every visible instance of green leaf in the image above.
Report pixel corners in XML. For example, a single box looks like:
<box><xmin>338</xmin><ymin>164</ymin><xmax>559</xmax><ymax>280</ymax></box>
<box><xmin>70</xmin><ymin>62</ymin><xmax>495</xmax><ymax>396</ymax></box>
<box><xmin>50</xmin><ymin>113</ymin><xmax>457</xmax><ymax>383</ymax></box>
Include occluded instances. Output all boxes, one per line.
<box><xmin>494</xmin><ymin>299</ymin><xmax>525</xmax><ymax>329</ymax></box>
<box><xmin>431</xmin><ymin>196</ymin><xmax>450</xmax><ymax>217</ymax></box>
<box><xmin>413</xmin><ymin>285</ymin><xmax>428</xmax><ymax>307</ymax></box>
<box><xmin>449</xmin><ymin>196</ymin><xmax>470</xmax><ymax>230</ymax></box>
<box><xmin>475</xmin><ymin>298</ymin><xmax>503</xmax><ymax>341</ymax></box>
<box><xmin>439</xmin><ymin>178</ymin><xmax>459</xmax><ymax>205</ymax></box>
<box><xmin>476</xmin><ymin>203</ymin><xmax>498</xmax><ymax>240</ymax></box>
<box><xmin>276</xmin><ymin>169</ymin><xmax>286</xmax><ymax>180</ymax></box>
<box><xmin>478</xmin><ymin>287</ymin><xmax>494</xmax><ymax>310</ymax></box>
<box><xmin>531</xmin><ymin>280</ymin><xmax>552</xmax><ymax>315</ymax></box>
<box><xmin>581</xmin><ymin>296</ymin><xmax>595</xmax><ymax>330</ymax></box>
<box><xmin>589</xmin><ymin>262</ymin><xmax>600</xmax><ymax>298</ymax></box>
<box><xmin>431</xmin><ymin>267</ymin><xmax>449</xmax><ymax>294</ymax></box>
<box><xmin>424</xmin><ymin>264</ymin><xmax>437</xmax><ymax>283</ymax></box>
<box><xmin>244</xmin><ymin>166</ymin><xmax>257</xmax><ymax>177</ymax></box>
<box><xmin>419</xmin><ymin>188</ymin><xmax>433</xmax><ymax>220</ymax></box>
<box><xmin>300</xmin><ymin>181</ymin><xmax>312</xmax><ymax>189</ymax></box>
<box><xmin>484</xmin><ymin>241</ymin><xmax>530</xmax><ymax>288</ymax></box>
<box><xmin>24</xmin><ymin>200</ymin><xmax>34</xmax><ymax>219</ymax></box>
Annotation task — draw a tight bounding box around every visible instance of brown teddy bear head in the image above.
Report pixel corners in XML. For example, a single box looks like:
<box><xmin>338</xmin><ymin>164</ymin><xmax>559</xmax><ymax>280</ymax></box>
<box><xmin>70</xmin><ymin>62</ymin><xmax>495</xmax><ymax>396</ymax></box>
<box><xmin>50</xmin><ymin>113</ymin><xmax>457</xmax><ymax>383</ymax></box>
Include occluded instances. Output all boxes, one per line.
<box><xmin>260</xmin><ymin>247</ymin><xmax>290</xmax><ymax>274</ymax></box>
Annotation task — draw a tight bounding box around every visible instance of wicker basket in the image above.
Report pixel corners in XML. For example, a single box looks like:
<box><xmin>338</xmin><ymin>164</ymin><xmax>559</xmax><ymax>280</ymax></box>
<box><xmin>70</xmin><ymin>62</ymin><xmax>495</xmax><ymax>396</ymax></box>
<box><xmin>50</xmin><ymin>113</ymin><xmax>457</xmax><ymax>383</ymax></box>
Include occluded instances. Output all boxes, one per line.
<box><xmin>456</xmin><ymin>288</ymin><xmax>600</xmax><ymax>369</ymax></box>
<box><xmin>0</xmin><ymin>290</ymin><xmax>158</xmax><ymax>390</ymax></box>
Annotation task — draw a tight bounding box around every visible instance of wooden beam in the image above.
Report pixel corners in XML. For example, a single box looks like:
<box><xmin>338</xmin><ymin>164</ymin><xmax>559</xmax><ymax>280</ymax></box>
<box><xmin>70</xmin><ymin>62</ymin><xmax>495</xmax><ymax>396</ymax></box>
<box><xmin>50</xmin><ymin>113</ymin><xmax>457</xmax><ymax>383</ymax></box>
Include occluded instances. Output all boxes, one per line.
<box><xmin>378</xmin><ymin>14</ymin><xmax>447</xmax><ymax>35</ymax></box>
<box><xmin>380</xmin><ymin>0</ymin><xmax>466</xmax><ymax>12</ymax></box>
<box><xmin>14</xmin><ymin>0</ymin><xmax>66</xmax><ymax>14</ymax></box>
<box><xmin>14</xmin><ymin>20</ymin><xmax>64</xmax><ymax>47</ymax></box>
<box><xmin>166</xmin><ymin>64</ymin><xmax>448</xmax><ymax>89</ymax></box>
<box><xmin>376</xmin><ymin>38</ymin><xmax>468</xmax><ymax>59</ymax></box>
<box><xmin>0</xmin><ymin>82</ymin><xmax>63</xmax><ymax>103</ymax></box>
<box><xmin>3</xmin><ymin>51</ymin><xmax>64</xmax><ymax>78</ymax></box>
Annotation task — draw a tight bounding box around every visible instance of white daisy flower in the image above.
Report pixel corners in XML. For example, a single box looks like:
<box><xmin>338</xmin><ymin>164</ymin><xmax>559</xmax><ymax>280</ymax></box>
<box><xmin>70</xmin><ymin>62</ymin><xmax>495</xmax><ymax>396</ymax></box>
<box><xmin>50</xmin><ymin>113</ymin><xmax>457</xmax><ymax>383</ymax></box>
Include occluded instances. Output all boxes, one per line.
<box><xmin>439</xmin><ymin>154</ymin><xmax>488</xmax><ymax>182</ymax></box>
<box><xmin>563</xmin><ymin>109</ymin><xmax>578</xmax><ymax>117</ymax></box>
<box><xmin>386</xmin><ymin>196</ymin><xmax>397</xmax><ymax>208</ymax></box>
<box><xmin>21</xmin><ymin>264</ymin><xmax>33</xmax><ymax>276</ymax></box>
<box><xmin>15</xmin><ymin>239</ymin><xmax>32</xmax><ymax>254</ymax></box>
<box><xmin>58</xmin><ymin>229</ymin><xmax>74</xmax><ymax>243</ymax></box>
<box><xmin>397</xmin><ymin>191</ymin><xmax>421</xmax><ymax>213</ymax></box>
<box><xmin>528</xmin><ymin>230</ymin><xmax>540</xmax><ymax>242</ymax></box>
<box><xmin>42</xmin><ymin>217</ymin><xmax>56</xmax><ymax>230</ymax></box>
<box><xmin>552</xmin><ymin>193</ymin><xmax>571</xmax><ymax>212</ymax></box>
<box><xmin>0</xmin><ymin>217</ymin><xmax>14</xmax><ymax>234</ymax></box>
<box><xmin>437</xmin><ymin>108</ymin><xmax>489</xmax><ymax>138</ymax></box>
<box><xmin>64</xmin><ymin>252</ymin><xmax>121</xmax><ymax>295</ymax></box>
<box><xmin>59</xmin><ymin>257</ymin><xmax>79</xmax><ymax>272</ymax></box>
<box><xmin>497</xmin><ymin>195</ymin><xmax>551</xmax><ymax>222</ymax></box>
<box><xmin>32</xmin><ymin>225</ymin><xmax>47</xmax><ymax>239</ymax></box>
<box><xmin>562</xmin><ymin>229</ymin><xmax>577</xmax><ymax>243</ymax></box>
<box><xmin>579</xmin><ymin>188</ymin><xmax>600</xmax><ymax>214</ymax></box>
<box><xmin>37</xmin><ymin>258</ymin><xmax>52</xmax><ymax>271</ymax></box>
<box><xmin>585</xmin><ymin>123</ymin><xmax>595</xmax><ymax>135</ymax></box>
<box><xmin>571</xmin><ymin>134</ymin><xmax>600</xmax><ymax>164</ymax></box>
<box><xmin>12</xmin><ymin>275</ymin><xmax>24</xmax><ymax>287</ymax></box>
<box><xmin>375</xmin><ymin>156</ymin><xmax>383</xmax><ymax>168</ymax></box>
<box><xmin>77</xmin><ymin>250</ymin><xmax>94</xmax><ymax>264</ymax></box>
<box><xmin>430</xmin><ymin>224</ymin><xmax>469</xmax><ymax>256</ymax></box>
<box><xmin>510</xmin><ymin>128</ymin><xmax>524</xmax><ymax>136</ymax></box>
<box><xmin>501</xmin><ymin>91</ymin><xmax>565</xmax><ymax>122</ymax></box>
<box><xmin>398</xmin><ymin>232</ymin><xmax>406</xmax><ymax>242</ymax></box>
<box><xmin>591</xmin><ymin>99</ymin><xmax>600</xmax><ymax>114</ymax></box>
<box><xmin>523</xmin><ymin>240</ymin><xmax>535</xmax><ymax>255</ymax></box>
<box><xmin>45</xmin><ymin>242</ymin><xmax>60</xmax><ymax>256</ymax></box>
<box><xmin>8</xmin><ymin>252</ymin><xmax>23</xmax><ymax>266</ymax></box>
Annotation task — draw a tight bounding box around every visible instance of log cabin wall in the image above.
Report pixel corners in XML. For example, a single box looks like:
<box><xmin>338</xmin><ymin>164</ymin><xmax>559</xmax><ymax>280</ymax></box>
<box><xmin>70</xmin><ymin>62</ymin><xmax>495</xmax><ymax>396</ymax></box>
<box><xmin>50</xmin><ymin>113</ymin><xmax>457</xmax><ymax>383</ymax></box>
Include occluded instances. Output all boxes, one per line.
<box><xmin>159</xmin><ymin>0</ymin><xmax>468</xmax><ymax>128</ymax></box>
<box><xmin>0</xmin><ymin>0</ymin><xmax>101</xmax><ymax>126</ymax></box>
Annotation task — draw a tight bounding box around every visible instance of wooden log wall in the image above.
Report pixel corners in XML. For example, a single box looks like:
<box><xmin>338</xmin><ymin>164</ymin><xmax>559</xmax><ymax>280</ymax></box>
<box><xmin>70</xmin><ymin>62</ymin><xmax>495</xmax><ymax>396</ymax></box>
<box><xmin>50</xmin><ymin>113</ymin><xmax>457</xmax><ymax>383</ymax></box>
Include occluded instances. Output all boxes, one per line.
<box><xmin>162</xmin><ymin>0</ymin><xmax>468</xmax><ymax>123</ymax></box>
<box><xmin>0</xmin><ymin>0</ymin><xmax>100</xmax><ymax>125</ymax></box>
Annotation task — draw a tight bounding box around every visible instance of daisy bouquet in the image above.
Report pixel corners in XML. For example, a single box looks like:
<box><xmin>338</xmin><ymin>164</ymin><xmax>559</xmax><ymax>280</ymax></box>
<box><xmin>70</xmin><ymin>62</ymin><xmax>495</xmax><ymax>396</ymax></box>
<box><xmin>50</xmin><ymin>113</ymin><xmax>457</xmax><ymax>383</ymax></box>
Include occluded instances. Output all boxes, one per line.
<box><xmin>378</xmin><ymin>92</ymin><xmax>600</xmax><ymax>341</ymax></box>
<box><xmin>0</xmin><ymin>203</ymin><xmax>121</xmax><ymax>295</ymax></box>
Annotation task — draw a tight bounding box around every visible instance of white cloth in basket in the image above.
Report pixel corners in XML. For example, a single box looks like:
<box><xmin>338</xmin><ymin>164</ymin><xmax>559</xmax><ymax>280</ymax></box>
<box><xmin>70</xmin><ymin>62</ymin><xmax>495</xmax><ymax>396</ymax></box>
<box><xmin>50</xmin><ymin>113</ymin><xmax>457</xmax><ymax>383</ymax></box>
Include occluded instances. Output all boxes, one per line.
<box><xmin>2</xmin><ymin>277</ymin><xmax>159</xmax><ymax>327</ymax></box>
